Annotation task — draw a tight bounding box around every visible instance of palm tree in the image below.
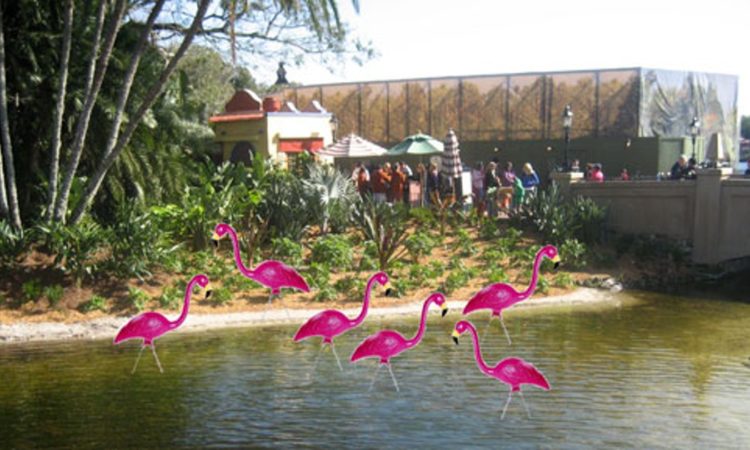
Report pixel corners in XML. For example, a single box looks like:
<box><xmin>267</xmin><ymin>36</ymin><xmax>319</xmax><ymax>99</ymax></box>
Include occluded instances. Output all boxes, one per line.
<box><xmin>303</xmin><ymin>162</ymin><xmax>358</xmax><ymax>233</ymax></box>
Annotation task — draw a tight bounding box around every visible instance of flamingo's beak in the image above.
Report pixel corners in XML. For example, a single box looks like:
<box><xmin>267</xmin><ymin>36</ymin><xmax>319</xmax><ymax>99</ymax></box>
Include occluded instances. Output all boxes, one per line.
<box><xmin>211</xmin><ymin>232</ymin><xmax>220</xmax><ymax>248</ymax></box>
<box><xmin>441</xmin><ymin>303</ymin><xmax>448</xmax><ymax>317</ymax></box>
<box><xmin>452</xmin><ymin>329</ymin><xmax>460</xmax><ymax>345</ymax></box>
<box><xmin>205</xmin><ymin>284</ymin><xmax>213</xmax><ymax>299</ymax></box>
<box><xmin>384</xmin><ymin>282</ymin><xmax>393</xmax><ymax>297</ymax></box>
<box><xmin>552</xmin><ymin>255</ymin><xmax>561</xmax><ymax>270</ymax></box>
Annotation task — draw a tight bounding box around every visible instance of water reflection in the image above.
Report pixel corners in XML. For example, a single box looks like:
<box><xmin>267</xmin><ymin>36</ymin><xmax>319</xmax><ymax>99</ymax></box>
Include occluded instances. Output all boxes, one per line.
<box><xmin>1</xmin><ymin>291</ymin><xmax>749</xmax><ymax>448</ymax></box>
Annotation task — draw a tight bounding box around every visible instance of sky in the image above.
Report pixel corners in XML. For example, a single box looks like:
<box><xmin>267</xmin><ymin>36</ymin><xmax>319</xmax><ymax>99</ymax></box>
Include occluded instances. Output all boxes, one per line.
<box><xmin>276</xmin><ymin>0</ymin><xmax>749</xmax><ymax>116</ymax></box>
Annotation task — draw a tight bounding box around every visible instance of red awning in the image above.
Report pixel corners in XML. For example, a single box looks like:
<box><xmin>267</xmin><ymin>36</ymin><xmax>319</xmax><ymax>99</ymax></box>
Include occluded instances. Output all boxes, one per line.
<box><xmin>278</xmin><ymin>138</ymin><xmax>325</xmax><ymax>153</ymax></box>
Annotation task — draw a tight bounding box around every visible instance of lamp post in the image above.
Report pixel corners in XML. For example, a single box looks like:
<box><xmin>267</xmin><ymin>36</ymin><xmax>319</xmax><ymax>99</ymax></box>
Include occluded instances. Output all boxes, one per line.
<box><xmin>330</xmin><ymin>114</ymin><xmax>339</xmax><ymax>141</ymax></box>
<box><xmin>689</xmin><ymin>116</ymin><xmax>701</xmax><ymax>160</ymax></box>
<box><xmin>562</xmin><ymin>104</ymin><xmax>573</xmax><ymax>171</ymax></box>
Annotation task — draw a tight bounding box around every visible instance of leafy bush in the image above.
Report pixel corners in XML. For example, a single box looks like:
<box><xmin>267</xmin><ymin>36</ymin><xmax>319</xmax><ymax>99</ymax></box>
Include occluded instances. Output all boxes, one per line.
<box><xmin>107</xmin><ymin>204</ymin><xmax>178</xmax><ymax>281</ymax></box>
<box><xmin>570</xmin><ymin>196</ymin><xmax>607</xmax><ymax>244</ymax></box>
<box><xmin>554</xmin><ymin>272</ymin><xmax>576</xmax><ymax>289</ymax></box>
<box><xmin>352</xmin><ymin>197</ymin><xmax>410</xmax><ymax>270</ymax></box>
<box><xmin>389</xmin><ymin>276</ymin><xmax>419</xmax><ymax>298</ymax></box>
<box><xmin>84</xmin><ymin>295</ymin><xmax>107</xmax><ymax>312</ymax></box>
<box><xmin>451</xmin><ymin>228</ymin><xmax>477</xmax><ymax>257</ymax></box>
<box><xmin>443</xmin><ymin>266</ymin><xmax>477</xmax><ymax>295</ymax></box>
<box><xmin>271</xmin><ymin>237</ymin><xmax>304</xmax><ymax>267</ymax></box>
<box><xmin>313</xmin><ymin>286</ymin><xmax>337</xmax><ymax>302</ymax></box>
<box><xmin>0</xmin><ymin>220</ymin><xmax>25</xmax><ymax>268</ymax></box>
<box><xmin>128</xmin><ymin>287</ymin><xmax>149</xmax><ymax>312</ymax></box>
<box><xmin>478</xmin><ymin>217</ymin><xmax>501</xmax><ymax>240</ymax></box>
<box><xmin>159</xmin><ymin>286</ymin><xmax>181</xmax><ymax>309</ymax></box>
<box><xmin>560</xmin><ymin>239</ymin><xmax>588</xmax><ymax>269</ymax></box>
<box><xmin>537</xmin><ymin>276</ymin><xmax>550</xmax><ymax>295</ymax></box>
<box><xmin>357</xmin><ymin>241</ymin><xmax>379</xmax><ymax>271</ymax></box>
<box><xmin>486</xmin><ymin>266</ymin><xmax>509</xmax><ymax>283</ymax></box>
<box><xmin>38</xmin><ymin>220</ymin><xmax>109</xmax><ymax>286</ymax></box>
<box><xmin>305</xmin><ymin>263</ymin><xmax>331</xmax><ymax>290</ymax></box>
<box><xmin>210</xmin><ymin>287</ymin><xmax>233</xmax><ymax>305</ymax></box>
<box><xmin>22</xmin><ymin>280</ymin><xmax>43</xmax><ymax>302</ymax></box>
<box><xmin>333</xmin><ymin>276</ymin><xmax>360</xmax><ymax>296</ymax></box>
<box><xmin>404</xmin><ymin>231</ymin><xmax>438</xmax><ymax>262</ymax></box>
<box><xmin>409</xmin><ymin>207</ymin><xmax>437</xmax><ymax>227</ymax></box>
<box><xmin>44</xmin><ymin>285</ymin><xmax>64</xmax><ymax>307</ymax></box>
<box><xmin>311</xmin><ymin>235</ymin><xmax>353</xmax><ymax>271</ymax></box>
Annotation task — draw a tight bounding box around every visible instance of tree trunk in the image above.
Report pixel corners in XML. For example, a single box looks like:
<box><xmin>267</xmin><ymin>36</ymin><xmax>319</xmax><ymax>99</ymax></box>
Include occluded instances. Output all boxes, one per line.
<box><xmin>44</xmin><ymin>0</ymin><xmax>75</xmax><ymax>222</ymax></box>
<box><xmin>0</xmin><ymin>3</ymin><xmax>21</xmax><ymax>229</ymax></box>
<box><xmin>69</xmin><ymin>0</ymin><xmax>211</xmax><ymax>225</ymax></box>
<box><xmin>98</xmin><ymin>0</ymin><xmax>166</xmax><ymax>164</ymax></box>
<box><xmin>53</xmin><ymin>0</ymin><xmax>124</xmax><ymax>222</ymax></box>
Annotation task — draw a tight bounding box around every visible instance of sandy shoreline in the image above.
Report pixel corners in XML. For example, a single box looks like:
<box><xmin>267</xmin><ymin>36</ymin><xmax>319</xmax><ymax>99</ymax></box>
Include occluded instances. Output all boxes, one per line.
<box><xmin>0</xmin><ymin>288</ymin><xmax>620</xmax><ymax>344</ymax></box>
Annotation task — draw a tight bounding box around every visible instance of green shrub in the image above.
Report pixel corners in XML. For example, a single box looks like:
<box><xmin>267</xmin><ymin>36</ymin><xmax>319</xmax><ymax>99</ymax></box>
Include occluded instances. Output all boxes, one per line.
<box><xmin>405</xmin><ymin>231</ymin><xmax>438</xmax><ymax>262</ymax></box>
<box><xmin>211</xmin><ymin>287</ymin><xmax>233</xmax><ymax>305</ymax></box>
<box><xmin>271</xmin><ymin>237</ymin><xmax>304</xmax><ymax>267</ymax></box>
<box><xmin>334</xmin><ymin>276</ymin><xmax>359</xmax><ymax>296</ymax></box>
<box><xmin>44</xmin><ymin>285</ymin><xmax>64</xmax><ymax>307</ymax></box>
<box><xmin>305</xmin><ymin>263</ymin><xmax>331</xmax><ymax>290</ymax></box>
<box><xmin>314</xmin><ymin>286</ymin><xmax>337</xmax><ymax>302</ymax></box>
<box><xmin>158</xmin><ymin>286</ymin><xmax>181</xmax><ymax>309</ymax></box>
<box><xmin>310</xmin><ymin>235</ymin><xmax>353</xmax><ymax>271</ymax></box>
<box><xmin>127</xmin><ymin>287</ymin><xmax>150</xmax><ymax>312</ymax></box>
<box><xmin>352</xmin><ymin>197</ymin><xmax>410</xmax><ymax>270</ymax></box>
<box><xmin>389</xmin><ymin>277</ymin><xmax>418</xmax><ymax>298</ymax></box>
<box><xmin>302</xmin><ymin>163</ymin><xmax>359</xmax><ymax>233</ymax></box>
<box><xmin>486</xmin><ymin>266</ymin><xmax>509</xmax><ymax>283</ymax></box>
<box><xmin>0</xmin><ymin>220</ymin><xmax>25</xmax><ymax>268</ymax></box>
<box><xmin>451</xmin><ymin>228</ymin><xmax>477</xmax><ymax>257</ymax></box>
<box><xmin>409</xmin><ymin>207</ymin><xmax>437</xmax><ymax>227</ymax></box>
<box><xmin>537</xmin><ymin>276</ymin><xmax>550</xmax><ymax>295</ymax></box>
<box><xmin>84</xmin><ymin>295</ymin><xmax>107</xmax><ymax>313</ymax></box>
<box><xmin>570</xmin><ymin>196</ymin><xmax>608</xmax><ymax>244</ymax></box>
<box><xmin>478</xmin><ymin>217</ymin><xmax>501</xmax><ymax>240</ymax></box>
<box><xmin>21</xmin><ymin>280</ymin><xmax>43</xmax><ymax>302</ymax></box>
<box><xmin>560</xmin><ymin>239</ymin><xmax>588</xmax><ymax>269</ymax></box>
<box><xmin>443</xmin><ymin>269</ymin><xmax>474</xmax><ymax>295</ymax></box>
<box><xmin>480</xmin><ymin>248</ymin><xmax>507</xmax><ymax>265</ymax></box>
<box><xmin>554</xmin><ymin>272</ymin><xmax>575</xmax><ymax>289</ymax></box>
<box><xmin>38</xmin><ymin>220</ymin><xmax>109</xmax><ymax>286</ymax></box>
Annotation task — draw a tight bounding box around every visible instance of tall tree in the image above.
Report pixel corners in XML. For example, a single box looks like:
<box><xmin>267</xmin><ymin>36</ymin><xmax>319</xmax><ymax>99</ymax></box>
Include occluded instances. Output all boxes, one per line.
<box><xmin>0</xmin><ymin>2</ymin><xmax>20</xmax><ymax>229</ymax></box>
<box><xmin>44</xmin><ymin>0</ymin><xmax>75</xmax><ymax>221</ymax></box>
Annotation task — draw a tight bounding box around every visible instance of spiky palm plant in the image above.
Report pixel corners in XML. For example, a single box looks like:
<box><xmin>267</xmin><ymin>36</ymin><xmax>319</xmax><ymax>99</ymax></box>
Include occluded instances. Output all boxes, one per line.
<box><xmin>303</xmin><ymin>163</ymin><xmax>358</xmax><ymax>233</ymax></box>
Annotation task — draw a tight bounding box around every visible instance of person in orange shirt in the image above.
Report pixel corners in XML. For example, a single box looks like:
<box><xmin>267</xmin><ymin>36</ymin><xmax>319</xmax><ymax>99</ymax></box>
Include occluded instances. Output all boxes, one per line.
<box><xmin>390</xmin><ymin>163</ymin><xmax>407</xmax><ymax>203</ymax></box>
<box><xmin>371</xmin><ymin>163</ymin><xmax>391</xmax><ymax>203</ymax></box>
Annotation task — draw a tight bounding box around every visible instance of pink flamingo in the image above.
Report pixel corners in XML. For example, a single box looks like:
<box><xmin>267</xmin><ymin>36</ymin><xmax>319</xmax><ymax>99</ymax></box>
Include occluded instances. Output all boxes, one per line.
<box><xmin>350</xmin><ymin>292</ymin><xmax>448</xmax><ymax>392</ymax></box>
<box><xmin>463</xmin><ymin>245</ymin><xmax>560</xmax><ymax>344</ymax></box>
<box><xmin>293</xmin><ymin>272</ymin><xmax>389</xmax><ymax>371</ymax></box>
<box><xmin>114</xmin><ymin>274</ymin><xmax>211</xmax><ymax>373</ymax></box>
<box><xmin>452</xmin><ymin>320</ymin><xmax>551</xmax><ymax>419</ymax></box>
<box><xmin>212</xmin><ymin>223</ymin><xmax>310</xmax><ymax>304</ymax></box>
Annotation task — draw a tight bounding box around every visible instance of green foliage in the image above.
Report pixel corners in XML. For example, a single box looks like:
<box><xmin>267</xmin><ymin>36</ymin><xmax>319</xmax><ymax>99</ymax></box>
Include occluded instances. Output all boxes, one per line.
<box><xmin>451</xmin><ymin>228</ymin><xmax>477</xmax><ymax>257</ymax></box>
<box><xmin>333</xmin><ymin>276</ymin><xmax>360</xmax><ymax>296</ymax></box>
<box><xmin>107</xmin><ymin>204</ymin><xmax>178</xmax><ymax>281</ymax></box>
<box><xmin>44</xmin><ymin>285</ymin><xmax>64</xmax><ymax>307</ymax></box>
<box><xmin>311</xmin><ymin>235</ymin><xmax>353</xmax><ymax>271</ymax></box>
<box><xmin>352</xmin><ymin>197</ymin><xmax>410</xmax><ymax>270</ymax></box>
<box><xmin>554</xmin><ymin>272</ymin><xmax>576</xmax><ymax>289</ymax></box>
<box><xmin>37</xmin><ymin>220</ymin><xmax>109</xmax><ymax>286</ymax></box>
<box><xmin>409</xmin><ymin>207</ymin><xmax>437</xmax><ymax>227</ymax></box>
<box><xmin>271</xmin><ymin>237</ymin><xmax>304</xmax><ymax>267</ymax></box>
<box><xmin>261</xmin><ymin>167</ymin><xmax>317</xmax><ymax>241</ymax></box>
<box><xmin>404</xmin><ymin>231</ymin><xmax>439</xmax><ymax>262</ymax></box>
<box><xmin>305</xmin><ymin>263</ymin><xmax>331</xmax><ymax>290</ymax></box>
<box><xmin>159</xmin><ymin>286</ymin><xmax>182</xmax><ymax>310</ymax></box>
<box><xmin>357</xmin><ymin>241</ymin><xmax>379</xmax><ymax>271</ymax></box>
<box><xmin>21</xmin><ymin>280</ymin><xmax>44</xmax><ymax>302</ymax></box>
<box><xmin>210</xmin><ymin>287</ymin><xmax>233</xmax><ymax>305</ymax></box>
<box><xmin>127</xmin><ymin>287</ymin><xmax>150</xmax><ymax>312</ymax></box>
<box><xmin>560</xmin><ymin>239</ymin><xmax>588</xmax><ymax>269</ymax></box>
<box><xmin>742</xmin><ymin>115</ymin><xmax>750</xmax><ymax>139</ymax></box>
<box><xmin>478</xmin><ymin>217</ymin><xmax>501</xmax><ymax>240</ymax></box>
<box><xmin>537</xmin><ymin>276</ymin><xmax>550</xmax><ymax>295</ymax></box>
<box><xmin>509</xmin><ymin>246</ymin><xmax>538</xmax><ymax>269</ymax></box>
<box><xmin>0</xmin><ymin>221</ymin><xmax>25</xmax><ymax>267</ymax></box>
<box><xmin>84</xmin><ymin>295</ymin><xmax>108</xmax><ymax>313</ymax></box>
<box><xmin>486</xmin><ymin>266</ymin><xmax>509</xmax><ymax>283</ymax></box>
<box><xmin>389</xmin><ymin>277</ymin><xmax>419</xmax><ymax>298</ymax></box>
<box><xmin>302</xmin><ymin>163</ymin><xmax>358</xmax><ymax>233</ymax></box>
<box><xmin>313</xmin><ymin>286</ymin><xmax>337</xmax><ymax>302</ymax></box>
<box><xmin>514</xmin><ymin>184</ymin><xmax>608</xmax><ymax>245</ymax></box>
<box><xmin>621</xmin><ymin>234</ymin><xmax>691</xmax><ymax>264</ymax></box>
<box><xmin>443</xmin><ymin>266</ymin><xmax>477</xmax><ymax>295</ymax></box>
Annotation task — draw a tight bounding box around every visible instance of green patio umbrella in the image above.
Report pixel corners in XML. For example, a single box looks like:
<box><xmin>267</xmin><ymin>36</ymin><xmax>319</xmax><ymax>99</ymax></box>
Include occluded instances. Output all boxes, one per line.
<box><xmin>387</xmin><ymin>133</ymin><xmax>444</xmax><ymax>156</ymax></box>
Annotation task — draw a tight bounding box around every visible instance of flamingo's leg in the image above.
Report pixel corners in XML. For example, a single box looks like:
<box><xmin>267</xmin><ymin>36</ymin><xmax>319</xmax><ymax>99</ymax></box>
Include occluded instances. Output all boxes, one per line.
<box><xmin>519</xmin><ymin>390</ymin><xmax>531</xmax><ymax>418</ymax></box>
<box><xmin>307</xmin><ymin>342</ymin><xmax>326</xmax><ymax>380</ymax></box>
<box><xmin>368</xmin><ymin>364</ymin><xmax>382</xmax><ymax>391</ymax></box>
<box><xmin>330</xmin><ymin>342</ymin><xmax>344</xmax><ymax>372</ymax></box>
<box><xmin>500</xmin><ymin>390</ymin><xmax>513</xmax><ymax>420</ymax></box>
<box><xmin>386</xmin><ymin>363</ymin><xmax>400</xmax><ymax>392</ymax></box>
<box><xmin>499</xmin><ymin>315</ymin><xmax>512</xmax><ymax>345</ymax></box>
<box><xmin>150</xmin><ymin>343</ymin><xmax>164</xmax><ymax>373</ymax></box>
<box><xmin>131</xmin><ymin>345</ymin><xmax>146</xmax><ymax>374</ymax></box>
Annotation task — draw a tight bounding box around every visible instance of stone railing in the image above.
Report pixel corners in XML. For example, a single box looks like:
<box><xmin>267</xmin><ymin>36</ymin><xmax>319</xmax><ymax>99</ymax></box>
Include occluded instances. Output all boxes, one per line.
<box><xmin>551</xmin><ymin>169</ymin><xmax>750</xmax><ymax>264</ymax></box>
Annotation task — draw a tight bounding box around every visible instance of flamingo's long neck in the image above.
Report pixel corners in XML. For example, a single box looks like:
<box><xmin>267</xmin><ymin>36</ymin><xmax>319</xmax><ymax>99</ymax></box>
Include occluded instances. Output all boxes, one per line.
<box><xmin>407</xmin><ymin>298</ymin><xmax>434</xmax><ymax>347</ymax></box>
<box><xmin>225</xmin><ymin>226</ymin><xmax>253</xmax><ymax>277</ymax></box>
<box><xmin>520</xmin><ymin>249</ymin><xmax>545</xmax><ymax>299</ymax></box>
<box><xmin>351</xmin><ymin>277</ymin><xmax>378</xmax><ymax>326</ymax></box>
<box><xmin>465</xmin><ymin>323</ymin><xmax>493</xmax><ymax>376</ymax></box>
<box><xmin>172</xmin><ymin>278</ymin><xmax>197</xmax><ymax>328</ymax></box>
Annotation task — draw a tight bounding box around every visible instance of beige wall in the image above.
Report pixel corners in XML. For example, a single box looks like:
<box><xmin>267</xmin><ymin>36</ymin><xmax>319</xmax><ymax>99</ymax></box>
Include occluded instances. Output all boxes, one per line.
<box><xmin>556</xmin><ymin>170</ymin><xmax>750</xmax><ymax>264</ymax></box>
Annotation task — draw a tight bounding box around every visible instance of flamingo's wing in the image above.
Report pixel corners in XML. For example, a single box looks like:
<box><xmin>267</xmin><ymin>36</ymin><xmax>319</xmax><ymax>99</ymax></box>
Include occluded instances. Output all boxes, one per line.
<box><xmin>350</xmin><ymin>330</ymin><xmax>406</xmax><ymax>362</ymax></box>
<box><xmin>257</xmin><ymin>260</ymin><xmax>310</xmax><ymax>292</ymax></box>
<box><xmin>495</xmin><ymin>357</ymin><xmax>551</xmax><ymax>391</ymax></box>
<box><xmin>113</xmin><ymin>312</ymin><xmax>170</xmax><ymax>344</ymax></box>
<box><xmin>463</xmin><ymin>283</ymin><xmax>516</xmax><ymax>314</ymax></box>
<box><xmin>293</xmin><ymin>310</ymin><xmax>348</xmax><ymax>341</ymax></box>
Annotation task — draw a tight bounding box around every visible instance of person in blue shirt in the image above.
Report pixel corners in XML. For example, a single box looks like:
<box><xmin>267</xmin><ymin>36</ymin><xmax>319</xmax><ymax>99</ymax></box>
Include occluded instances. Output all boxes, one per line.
<box><xmin>520</xmin><ymin>162</ymin><xmax>540</xmax><ymax>190</ymax></box>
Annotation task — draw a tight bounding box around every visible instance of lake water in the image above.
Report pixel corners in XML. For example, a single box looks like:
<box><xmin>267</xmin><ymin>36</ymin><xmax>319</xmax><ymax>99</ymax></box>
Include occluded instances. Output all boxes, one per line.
<box><xmin>1</xmin><ymin>291</ymin><xmax>749</xmax><ymax>448</ymax></box>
